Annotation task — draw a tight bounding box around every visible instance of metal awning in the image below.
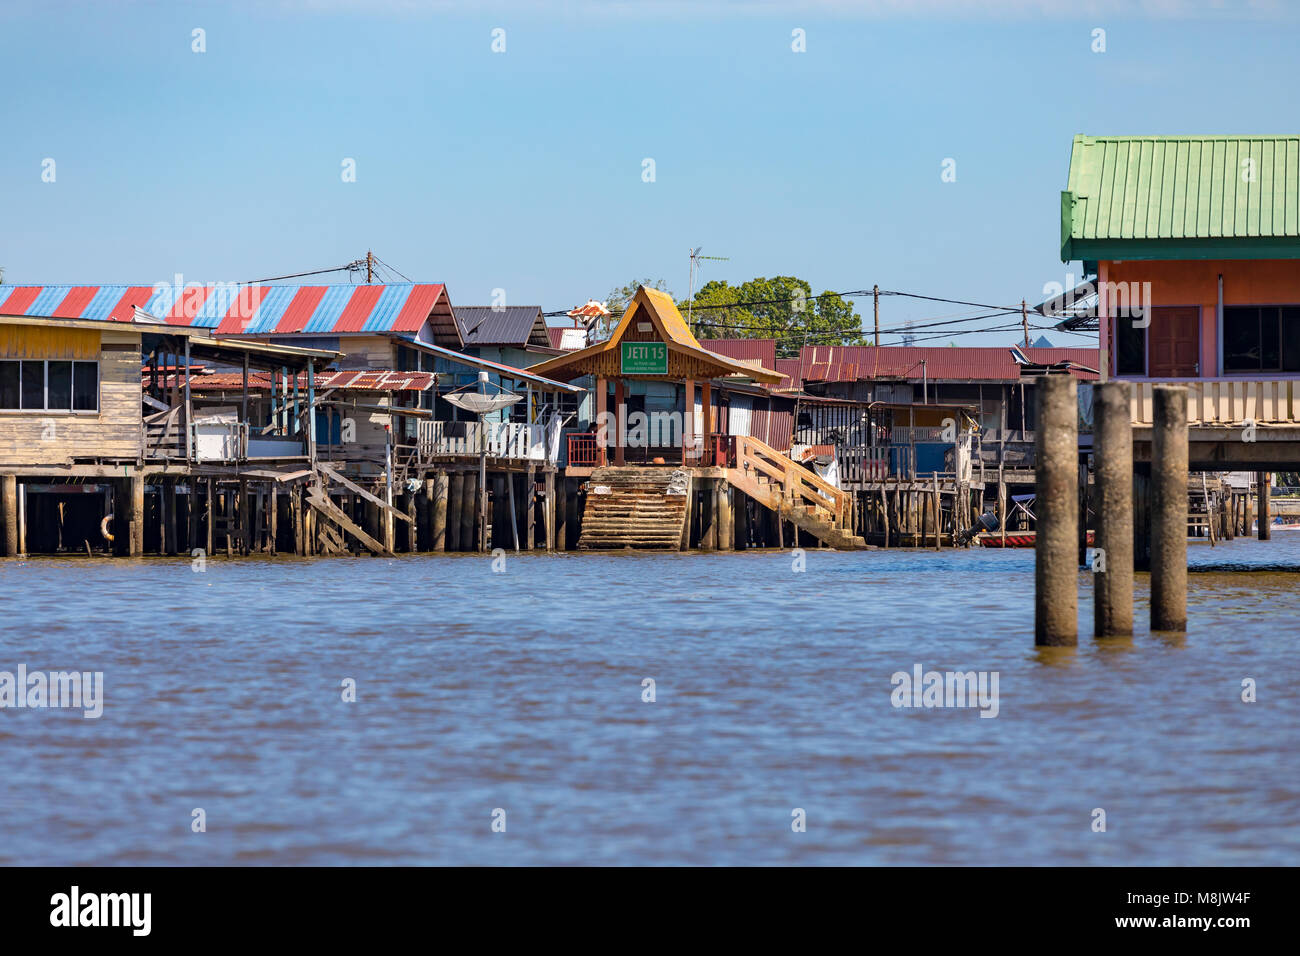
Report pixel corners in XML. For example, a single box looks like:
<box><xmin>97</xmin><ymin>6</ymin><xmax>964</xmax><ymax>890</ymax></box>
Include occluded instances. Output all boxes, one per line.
<box><xmin>389</xmin><ymin>335</ymin><xmax>584</xmax><ymax>392</ymax></box>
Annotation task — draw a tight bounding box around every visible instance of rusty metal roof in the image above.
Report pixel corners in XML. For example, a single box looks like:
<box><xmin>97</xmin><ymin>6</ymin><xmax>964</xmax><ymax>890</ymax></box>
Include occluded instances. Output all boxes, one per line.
<box><xmin>789</xmin><ymin>345</ymin><xmax>1100</xmax><ymax>383</ymax></box>
<box><xmin>700</xmin><ymin>338</ymin><xmax>778</xmax><ymax>370</ymax></box>
<box><xmin>179</xmin><ymin>369</ymin><xmax>437</xmax><ymax>392</ymax></box>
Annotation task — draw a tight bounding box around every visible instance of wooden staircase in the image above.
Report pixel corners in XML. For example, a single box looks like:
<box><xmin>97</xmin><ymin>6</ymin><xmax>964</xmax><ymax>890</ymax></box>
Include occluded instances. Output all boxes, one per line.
<box><xmin>578</xmin><ymin>467</ymin><xmax>692</xmax><ymax>550</ymax></box>
<box><xmin>726</xmin><ymin>435</ymin><xmax>867</xmax><ymax>549</ymax></box>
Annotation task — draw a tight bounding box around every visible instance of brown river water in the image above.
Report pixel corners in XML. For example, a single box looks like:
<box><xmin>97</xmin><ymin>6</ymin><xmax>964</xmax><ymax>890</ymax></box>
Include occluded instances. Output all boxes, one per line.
<box><xmin>0</xmin><ymin>534</ymin><xmax>1297</xmax><ymax>865</ymax></box>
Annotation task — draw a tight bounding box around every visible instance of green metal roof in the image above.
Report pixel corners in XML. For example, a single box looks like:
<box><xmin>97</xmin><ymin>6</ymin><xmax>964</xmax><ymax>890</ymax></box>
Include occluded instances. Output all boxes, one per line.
<box><xmin>1061</xmin><ymin>134</ymin><xmax>1300</xmax><ymax>261</ymax></box>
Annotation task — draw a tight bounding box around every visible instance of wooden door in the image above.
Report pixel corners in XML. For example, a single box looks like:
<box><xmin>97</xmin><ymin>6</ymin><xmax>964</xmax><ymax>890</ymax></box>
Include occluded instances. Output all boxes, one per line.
<box><xmin>1147</xmin><ymin>306</ymin><xmax>1200</xmax><ymax>377</ymax></box>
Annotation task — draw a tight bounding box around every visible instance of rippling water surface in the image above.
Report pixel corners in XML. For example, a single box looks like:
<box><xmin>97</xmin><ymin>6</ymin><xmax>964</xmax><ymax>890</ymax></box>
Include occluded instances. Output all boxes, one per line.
<box><xmin>2</xmin><ymin>534</ymin><xmax>1297</xmax><ymax>865</ymax></box>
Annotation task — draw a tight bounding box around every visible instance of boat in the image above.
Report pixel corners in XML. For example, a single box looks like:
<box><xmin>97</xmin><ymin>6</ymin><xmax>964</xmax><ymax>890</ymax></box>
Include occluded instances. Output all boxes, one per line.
<box><xmin>979</xmin><ymin>529</ymin><xmax>1095</xmax><ymax>548</ymax></box>
<box><xmin>975</xmin><ymin>493</ymin><xmax>1094</xmax><ymax>548</ymax></box>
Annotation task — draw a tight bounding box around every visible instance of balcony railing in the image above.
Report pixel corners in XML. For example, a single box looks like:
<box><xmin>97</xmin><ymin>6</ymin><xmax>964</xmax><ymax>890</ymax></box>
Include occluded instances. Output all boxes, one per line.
<box><xmin>418</xmin><ymin>420</ymin><xmax>557</xmax><ymax>462</ymax></box>
<box><xmin>1128</xmin><ymin>378</ymin><xmax>1300</xmax><ymax>424</ymax></box>
<box><xmin>567</xmin><ymin>432</ymin><xmax>599</xmax><ymax>467</ymax></box>
<box><xmin>564</xmin><ymin>432</ymin><xmax>734</xmax><ymax>468</ymax></box>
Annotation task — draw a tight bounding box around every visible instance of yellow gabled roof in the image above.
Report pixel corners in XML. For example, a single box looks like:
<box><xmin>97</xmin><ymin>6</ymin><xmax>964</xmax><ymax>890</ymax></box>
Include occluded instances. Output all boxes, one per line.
<box><xmin>530</xmin><ymin>285</ymin><xmax>782</xmax><ymax>383</ymax></box>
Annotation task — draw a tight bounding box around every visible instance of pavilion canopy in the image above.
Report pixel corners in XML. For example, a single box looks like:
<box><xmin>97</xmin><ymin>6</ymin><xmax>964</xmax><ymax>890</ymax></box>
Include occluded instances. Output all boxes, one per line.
<box><xmin>526</xmin><ymin>286</ymin><xmax>784</xmax><ymax>384</ymax></box>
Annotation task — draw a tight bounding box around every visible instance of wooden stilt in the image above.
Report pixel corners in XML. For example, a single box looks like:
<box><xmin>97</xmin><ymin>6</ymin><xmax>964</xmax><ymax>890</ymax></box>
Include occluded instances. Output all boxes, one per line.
<box><xmin>432</xmin><ymin>472</ymin><xmax>448</xmax><ymax>552</ymax></box>
<box><xmin>544</xmin><ymin>471</ymin><xmax>555</xmax><ymax>551</ymax></box>
<box><xmin>554</xmin><ymin>476</ymin><xmax>568</xmax><ymax>552</ymax></box>
<box><xmin>447</xmin><ymin>472</ymin><xmax>464</xmax><ymax>553</ymax></box>
<box><xmin>2</xmin><ymin>475</ymin><xmax>17</xmax><ymax>558</ymax></box>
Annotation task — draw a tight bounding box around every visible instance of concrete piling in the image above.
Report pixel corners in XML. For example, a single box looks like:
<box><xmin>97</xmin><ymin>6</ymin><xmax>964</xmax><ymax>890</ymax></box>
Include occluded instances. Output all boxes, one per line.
<box><xmin>1093</xmin><ymin>382</ymin><xmax>1133</xmax><ymax>637</ymax></box>
<box><xmin>1034</xmin><ymin>374</ymin><xmax>1078</xmax><ymax>646</ymax></box>
<box><xmin>1151</xmin><ymin>385</ymin><xmax>1188</xmax><ymax>632</ymax></box>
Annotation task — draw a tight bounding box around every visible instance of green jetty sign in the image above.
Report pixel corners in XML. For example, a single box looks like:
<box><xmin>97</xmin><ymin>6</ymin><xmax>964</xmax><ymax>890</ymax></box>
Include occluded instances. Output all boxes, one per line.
<box><xmin>621</xmin><ymin>341</ymin><xmax>668</xmax><ymax>375</ymax></box>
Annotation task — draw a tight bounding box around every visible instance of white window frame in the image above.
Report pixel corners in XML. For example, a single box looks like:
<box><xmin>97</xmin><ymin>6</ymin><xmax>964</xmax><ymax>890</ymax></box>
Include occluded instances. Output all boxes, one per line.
<box><xmin>0</xmin><ymin>359</ymin><xmax>101</xmax><ymax>415</ymax></box>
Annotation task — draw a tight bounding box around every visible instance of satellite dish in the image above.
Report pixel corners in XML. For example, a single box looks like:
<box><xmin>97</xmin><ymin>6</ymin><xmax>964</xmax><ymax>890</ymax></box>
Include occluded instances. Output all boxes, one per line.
<box><xmin>442</xmin><ymin>391</ymin><xmax>521</xmax><ymax>415</ymax></box>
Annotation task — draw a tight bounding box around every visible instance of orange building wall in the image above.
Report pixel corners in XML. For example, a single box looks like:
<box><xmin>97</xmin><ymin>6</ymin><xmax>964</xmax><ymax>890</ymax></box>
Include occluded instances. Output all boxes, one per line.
<box><xmin>1100</xmin><ymin>259</ymin><xmax>1300</xmax><ymax>378</ymax></box>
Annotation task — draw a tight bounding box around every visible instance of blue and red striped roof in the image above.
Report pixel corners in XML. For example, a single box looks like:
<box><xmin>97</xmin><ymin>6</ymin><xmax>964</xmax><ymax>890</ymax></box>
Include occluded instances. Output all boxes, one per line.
<box><xmin>0</xmin><ymin>282</ymin><xmax>449</xmax><ymax>336</ymax></box>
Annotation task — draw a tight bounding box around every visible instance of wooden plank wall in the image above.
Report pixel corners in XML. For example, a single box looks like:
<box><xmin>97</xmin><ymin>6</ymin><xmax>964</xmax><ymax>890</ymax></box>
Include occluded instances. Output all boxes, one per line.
<box><xmin>0</xmin><ymin>329</ymin><xmax>142</xmax><ymax>466</ymax></box>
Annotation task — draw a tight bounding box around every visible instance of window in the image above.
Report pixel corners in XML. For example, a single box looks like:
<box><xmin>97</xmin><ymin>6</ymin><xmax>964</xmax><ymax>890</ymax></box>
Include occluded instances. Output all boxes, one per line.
<box><xmin>0</xmin><ymin>362</ymin><xmax>17</xmax><ymax>408</ymax></box>
<box><xmin>0</xmin><ymin>360</ymin><xmax>100</xmax><ymax>411</ymax></box>
<box><xmin>1223</xmin><ymin>306</ymin><xmax>1300</xmax><ymax>373</ymax></box>
<box><xmin>73</xmin><ymin>362</ymin><xmax>98</xmax><ymax>410</ymax></box>
<box><xmin>48</xmin><ymin>361</ymin><xmax>72</xmax><ymax>410</ymax></box>
<box><xmin>21</xmin><ymin>361</ymin><xmax>43</xmax><ymax>409</ymax></box>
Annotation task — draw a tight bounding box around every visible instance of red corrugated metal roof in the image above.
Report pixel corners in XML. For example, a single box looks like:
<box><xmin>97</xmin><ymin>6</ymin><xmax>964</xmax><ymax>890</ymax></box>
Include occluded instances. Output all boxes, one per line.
<box><xmin>700</xmin><ymin>338</ymin><xmax>778</xmax><ymax>370</ymax></box>
<box><xmin>773</xmin><ymin>358</ymin><xmax>803</xmax><ymax>388</ymax></box>
<box><xmin>791</xmin><ymin>345</ymin><xmax>1100</xmax><ymax>383</ymax></box>
<box><xmin>174</xmin><ymin>369</ymin><xmax>437</xmax><ymax>392</ymax></box>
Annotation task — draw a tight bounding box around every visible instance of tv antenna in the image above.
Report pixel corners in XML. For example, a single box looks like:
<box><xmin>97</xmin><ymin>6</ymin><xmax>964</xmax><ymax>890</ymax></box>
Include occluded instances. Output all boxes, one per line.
<box><xmin>687</xmin><ymin>246</ymin><xmax>729</xmax><ymax>331</ymax></box>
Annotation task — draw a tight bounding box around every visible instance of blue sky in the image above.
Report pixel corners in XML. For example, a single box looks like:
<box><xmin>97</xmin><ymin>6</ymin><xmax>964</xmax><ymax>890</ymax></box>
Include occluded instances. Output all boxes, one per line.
<box><xmin>1</xmin><ymin>0</ymin><xmax>1296</xmax><ymax>344</ymax></box>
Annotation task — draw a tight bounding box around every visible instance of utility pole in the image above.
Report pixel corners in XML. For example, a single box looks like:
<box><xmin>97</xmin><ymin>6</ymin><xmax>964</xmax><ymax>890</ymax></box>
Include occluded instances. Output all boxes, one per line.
<box><xmin>873</xmin><ymin>284</ymin><xmax>880</xmax><ymax>345</ymax></box>
<box><xmin>1021</xmin><ymin>299</ymin><xmax>1030</xmax><ymax>348</ymax></box>
<box><xmin>366</xmin><ymin>250</ymin><xmax>374</xmax><ymax>284</ymax></box>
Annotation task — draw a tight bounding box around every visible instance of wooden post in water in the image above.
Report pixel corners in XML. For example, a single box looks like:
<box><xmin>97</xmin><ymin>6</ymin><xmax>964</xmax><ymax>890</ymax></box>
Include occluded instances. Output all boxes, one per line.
<box><xmin>1093</xmin><ymin>381</ymin><xmax>1133</xmax><ymax>637</ymax></box>
<box><xmin>240</xmin><ymin>479</ymin><xmax>252</xmax><ymax>555</ymax></box>
<box><xmin>931</xmin><ymin>474</ymin><xmax>940</xmax><ymax>551</ymax></box>
<box><xmin>269</xmin><ymin>485</ymin><xmax>278</xmax><ymax>555</ymax></box>
<box><xmin>525</xmin><ymin>467</ymin><xmax>536</xmax><ymax>551</ymax></box>
<box><xmin>416</xmin><ymin>477</ymin><xmax>432</xmax><ymax>551</ymax></box>
<box><xmin>460</xmin><ymin>471</ymin><xmax>478</xmax><ymax>552</ymax></box>
<box><xmin>880</xmin><ymin>485</ymin><xmax>890</xmax><ymax>549</ymax></box>
<box><xmin>543</xmin><ymin>471</ymin><xmax>555</xmax><ymax>551</ymax></box>
<box><xmin>206</xmin><ymin>479</ymin><xmax>215</xmax><ymax>557</ymax></box>
<box><xmin>1257</xmin><ymin>472</ymin><xmax>1271</xmax><ymax>541</ymax></box>
<box><xmin>405</xmin><ymin>490</ymin><xmax>416</xmax><ymax>553</ymax></box>
<box><xmin>554</xmin><ymin>477</ymin><xmax>568</xmax><ymax>552</ymax></box>
<box><xmin>131</xmin><ymin>474</ymin><xmax>145</xmax><ymax>556</ymax></box>
<box><xmin>447</xmin><ymin>472</ymin><xmax>464</xmax><ymax>553</ymax></box>
<box><xmin>699</xmin><ymin>480</ymin><xmax>715</xmax><ymax>551</ymax></box>
<box><xmin>1151</xmin><ymin>385</ymin><xmax>1189</xmax><ymax>632</ymax></box>
<box><xmin>718</xmin><ymin>482</ymin><xmax>734</xmax><ymax>551</ymax></box>
<box><xmin>2</xmin><ymin>475</ymin><xmax>17</xmax><ymax>558</ymax></box>
<box><xmin>1034</xmin><ymin>374</ymin><xmax>1078</xmax><ymax>646</ymax></box>
<box><xmin>432</xmin><ymin>472</ymin><xmax>448</xmax><ymax>552</ymax></box>
<box><xmin>735</xmin><ymin>489</ymin><xmax>749</xmax><ymax>549</ymax></box>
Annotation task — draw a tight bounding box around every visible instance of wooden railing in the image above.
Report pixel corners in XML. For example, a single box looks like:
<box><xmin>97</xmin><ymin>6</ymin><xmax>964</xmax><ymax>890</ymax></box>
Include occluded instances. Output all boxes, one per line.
<box><xmin>418</xmin><ymin>420</ymin><xmax>553</xmax><ymax>462</ymax></box>
<box><xmin>568</xmin><ymin>432</ymin><xmax>599</xmax><ymax>467</ymax></box>
<box><xmin>144</xmin><ymin>407</ymin><xmax>185</xmax><ymax>459</ymax></box>
<box><xmin>730</xmin><ymin>433</ymin><xmax>849</xmax><ymax>526</ymax></box>
<box><xmin>836</xmin><ymin>445</ymin><xmax>890</xmax><ymax>484</ymax></box>
<box><xmin>1128</xmin><ymin>378</ymin><xmax>1300</xmax><ymax>424</ymax></box>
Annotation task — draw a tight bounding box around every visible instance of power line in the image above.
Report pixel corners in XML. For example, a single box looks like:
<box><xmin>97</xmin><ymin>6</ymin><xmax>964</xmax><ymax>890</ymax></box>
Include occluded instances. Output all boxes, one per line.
<box><xmin>243</xmin><ymin>261</ymin><xmax>366</xmax><ymax>285</ymax></box>
<box><xmin>373</xmin><ymin>255</ymin><xmax>413</xmax><ymax>283</ymax></box>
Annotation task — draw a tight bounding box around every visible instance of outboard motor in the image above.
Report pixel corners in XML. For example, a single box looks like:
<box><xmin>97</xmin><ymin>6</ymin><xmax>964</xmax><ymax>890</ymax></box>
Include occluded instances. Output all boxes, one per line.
<box><xmin>956</xmin><ymin>511</ymin><xmax>999</xmax><ymax>547</ymax></box>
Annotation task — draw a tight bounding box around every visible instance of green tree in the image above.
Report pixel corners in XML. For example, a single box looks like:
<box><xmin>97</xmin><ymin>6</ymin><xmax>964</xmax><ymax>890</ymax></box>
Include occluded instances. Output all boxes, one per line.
<box><xmin>682</xmin><ymin>276</ymin><xmax>865</xmax><ymax>357</ymax></box>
